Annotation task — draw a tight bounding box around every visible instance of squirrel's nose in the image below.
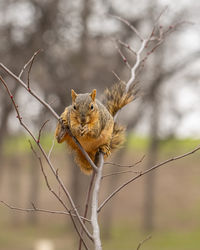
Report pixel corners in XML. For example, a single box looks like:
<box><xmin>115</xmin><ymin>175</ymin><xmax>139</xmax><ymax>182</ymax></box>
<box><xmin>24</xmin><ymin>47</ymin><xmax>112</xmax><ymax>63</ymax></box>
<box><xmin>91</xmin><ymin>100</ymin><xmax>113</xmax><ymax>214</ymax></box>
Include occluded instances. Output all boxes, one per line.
<box><xmin>80</xmin><ymin>115</ymin><xmax>86</xmax><ymax>124</ymax></box>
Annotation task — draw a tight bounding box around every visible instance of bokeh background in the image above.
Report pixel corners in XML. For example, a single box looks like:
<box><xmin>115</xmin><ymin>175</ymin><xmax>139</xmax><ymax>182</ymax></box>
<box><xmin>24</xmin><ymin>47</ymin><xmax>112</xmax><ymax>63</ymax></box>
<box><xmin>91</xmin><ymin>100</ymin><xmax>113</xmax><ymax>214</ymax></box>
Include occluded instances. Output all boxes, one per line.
<box><xmin>0</xmin><ymin>0</ymin><xmax>200</xmax><ymax>250</ymax></box>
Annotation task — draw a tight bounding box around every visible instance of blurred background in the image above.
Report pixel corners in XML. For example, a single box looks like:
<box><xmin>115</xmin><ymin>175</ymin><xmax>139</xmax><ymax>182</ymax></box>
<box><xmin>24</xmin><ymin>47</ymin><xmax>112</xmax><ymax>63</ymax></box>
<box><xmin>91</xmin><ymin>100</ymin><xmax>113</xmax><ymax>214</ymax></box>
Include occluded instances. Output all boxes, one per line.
<box><xmin>0</xmin><ymin>0</ymin><xmax>200</xmax><ymax>250</ymax></box>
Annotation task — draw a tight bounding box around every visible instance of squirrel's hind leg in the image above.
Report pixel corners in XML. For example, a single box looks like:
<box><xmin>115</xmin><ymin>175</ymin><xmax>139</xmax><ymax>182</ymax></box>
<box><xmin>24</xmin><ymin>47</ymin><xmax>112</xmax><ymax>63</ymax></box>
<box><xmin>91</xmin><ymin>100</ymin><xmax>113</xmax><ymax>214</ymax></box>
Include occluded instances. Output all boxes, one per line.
<box><xmin>99</xmin><ymin>144</ymin><xmax>111</xmax><ymax>157</ymax></box>
<box><xmin>75</xmin><ymin>151</ymin><xmax>96</xmax><ymax>175</ymax></box>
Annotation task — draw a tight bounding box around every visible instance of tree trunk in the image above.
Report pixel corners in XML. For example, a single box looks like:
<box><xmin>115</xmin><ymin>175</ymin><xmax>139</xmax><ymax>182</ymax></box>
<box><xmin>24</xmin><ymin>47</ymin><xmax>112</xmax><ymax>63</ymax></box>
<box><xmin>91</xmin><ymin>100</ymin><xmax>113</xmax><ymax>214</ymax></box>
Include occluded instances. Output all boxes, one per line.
<box><xmin>27</xmin><ymin>152</ymin><xmax>40</xmax><ymax>225</ymax></box>
<box><xmin>143</xmin><ymin>97</ymin><xmax>159</xmax><ymax>232</ymax></box>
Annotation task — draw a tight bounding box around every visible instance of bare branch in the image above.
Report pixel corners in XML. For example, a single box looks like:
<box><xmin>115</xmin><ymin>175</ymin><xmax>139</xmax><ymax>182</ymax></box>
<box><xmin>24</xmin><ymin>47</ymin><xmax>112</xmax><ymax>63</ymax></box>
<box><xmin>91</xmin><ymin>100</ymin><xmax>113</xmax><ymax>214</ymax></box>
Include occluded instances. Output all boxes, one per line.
<box><xmin>101</xmin><ymin>170</ymin><xmax>141</xmax><ymax>179</ymax></box>
<box><xmin>105</xmin><ymin>155</ymin><xmax>145</xmax><ymax>168</ymax></box>
<box><xmin>98</xmin><ymin>144</ymin><xmax>200</xmax><ymax>213</ymax></box>
<box><xmin>37</xmin><ymin>120</ymin><xmax>49</xmax><ymax>143</ymax></box>
<box><xmin>112</xmin><ymin>70</ymin><xmax>121</xmax><ymax>82</ymax></box>
<box><xmin>27</xmin><ymin>49</ymin><xmax>42</xmax><ymax>89</ymax></box>
<box><xmin>111</xmin><ymin>12</ymin><xmax>184</xmax><ymax>96</ymax></box>
<box><xmin>126</xmin><ymin>39</ymin><xmax>147</xmax><ymax>92</ymax></box>
<box><xmin>0</xmin><ymin>200</ymin><xmax>90</xmax><ymax>222</ymax></box>
<box><xmin>111</xmin><ymin>15</ymin><xmax>143</xmax><ymax>41</ymax></box>
<box><xmin>113</xmin><ymin>40</ymin><xmax>131</xmax><ymax>70</ymax></box>
<box><xmin>116</xmin><ymin>39</ymin><xmax>137</xmax><ymax>56</ymax></box>
<box><xmin>91</xmin><ymin>153</ymin><xmax>104</xmax><ymax>250</ymax></box>
<box><xmin>154</xmin><ymin>6</ymin><xmax>168</xmax><ymax>25</ymax></box>
<box><xmin>137</xmin><ymin>235</ymin><xmax>152</xmax><ymax>250</ymax></box>
<box><xmin>48</xmin><ymin>136</ymin><xmax>56</xmax><ymax>159</ymax></box>
<box><xmin>18</xmin><ymin>49</ymin><xmax>42</xmax><ymax>79</ymax></box>
<box><xmin>1</xmin><ymin>63</ymin><xmax>59</xmax><ymax>119</ymax></box>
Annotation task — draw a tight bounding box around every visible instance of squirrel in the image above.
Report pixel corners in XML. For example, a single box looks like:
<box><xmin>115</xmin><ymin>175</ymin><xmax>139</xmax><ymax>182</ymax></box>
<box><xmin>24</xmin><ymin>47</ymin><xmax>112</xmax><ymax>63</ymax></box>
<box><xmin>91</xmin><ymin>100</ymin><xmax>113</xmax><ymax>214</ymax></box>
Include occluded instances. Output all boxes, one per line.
<box><xmin>55</xmin><ymin>81</ymin><xmax>133</xmax><ymax>175</ymax></box>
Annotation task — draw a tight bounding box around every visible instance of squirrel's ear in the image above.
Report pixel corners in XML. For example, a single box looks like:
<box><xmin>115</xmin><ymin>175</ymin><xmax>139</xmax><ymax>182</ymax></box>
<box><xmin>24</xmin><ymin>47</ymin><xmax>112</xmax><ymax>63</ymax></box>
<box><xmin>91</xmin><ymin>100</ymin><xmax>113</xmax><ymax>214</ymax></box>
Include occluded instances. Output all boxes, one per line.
<box><xmin>90</xmin><ymin>89</ymin><xmax>96</xmax><ymax>101</ymax></box>
<box><xmin>71</xmin><ymin>89</ymin><xmax>78</xmax><ymax>102</ymax></box>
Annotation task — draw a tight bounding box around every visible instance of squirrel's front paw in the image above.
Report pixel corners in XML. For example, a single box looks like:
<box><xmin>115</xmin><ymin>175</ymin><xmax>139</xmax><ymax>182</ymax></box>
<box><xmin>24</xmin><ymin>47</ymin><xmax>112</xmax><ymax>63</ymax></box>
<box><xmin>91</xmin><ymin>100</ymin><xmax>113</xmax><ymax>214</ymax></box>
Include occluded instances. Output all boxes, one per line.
<box><xmin>99</xmin><ymin>144</ymin><xmax>111</xmax><ymax>157</ymax></box>
<box><xmin>62</xmin><ymin>119</ymin><xmax>68</xmax><ymax>127</ymax></box>
<box><xmin>59</xmin><ymin>117</ymin><xmax>68</xmax><ymax>128</ymax></box>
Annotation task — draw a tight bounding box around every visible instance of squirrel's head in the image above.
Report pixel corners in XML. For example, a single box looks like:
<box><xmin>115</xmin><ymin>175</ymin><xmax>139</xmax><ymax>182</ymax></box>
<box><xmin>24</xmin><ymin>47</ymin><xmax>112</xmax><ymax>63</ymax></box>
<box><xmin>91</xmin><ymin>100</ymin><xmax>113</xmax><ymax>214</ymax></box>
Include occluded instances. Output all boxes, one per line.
<box><xmin>70</xmin><ymin>89</ymin><xmax>98</xmax><ymax>126</ymax></box>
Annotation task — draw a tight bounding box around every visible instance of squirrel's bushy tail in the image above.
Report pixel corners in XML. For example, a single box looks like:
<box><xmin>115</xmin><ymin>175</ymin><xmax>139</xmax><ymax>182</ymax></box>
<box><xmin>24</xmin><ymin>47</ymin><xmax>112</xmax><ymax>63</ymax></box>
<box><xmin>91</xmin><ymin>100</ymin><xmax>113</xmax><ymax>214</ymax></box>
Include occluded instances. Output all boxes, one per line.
<box><xmin>102</xmin><ymin>81</ymin><xmax>134</xmax><ymax>150</ymax></box>
<box><xmin>110</xmin><ymin>123</ymin><xmax>125</xmax><ymax>150</ymax></box>
<box><xmin>102</xmin><ymin>81</ymin><xmax>134</xmax><ymax>117</ymax></box>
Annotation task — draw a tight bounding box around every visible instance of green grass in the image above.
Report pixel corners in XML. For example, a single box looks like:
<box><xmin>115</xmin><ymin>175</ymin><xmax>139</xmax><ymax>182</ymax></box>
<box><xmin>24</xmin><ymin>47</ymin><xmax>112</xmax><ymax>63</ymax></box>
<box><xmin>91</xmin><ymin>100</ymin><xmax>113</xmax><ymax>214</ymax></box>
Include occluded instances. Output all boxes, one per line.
<box><xmin>3</xmin><ymin>133</ymin><xmax>61</xmax><ymax>156</ymax></box>
<box><xmin>127</xmin><ymin>134</ymin><xmax>149</xmax><ymax>151</ymax></box>
<box><xmin>1</xmin><ymin>221</ymin><xmax>200</xmax><ymax>250</ymax></box>
<box><xmin>3</xmin><ymin>133</ymin><xmax>200</xmax><ymax>156</ymax></box>
<box><xmin>103</xmin><ymin>223</ymin><xmax>200</xmax><ymax>250</ymax></box>
<box><xmin>0</xmin><ymin>221</ymin><xmax>75</xmax><ymax>250</ymax></box>
<box><xmin>128</xmin><ymin>134</ymin><xmax>200</xmax><ymax>154</ymax></box>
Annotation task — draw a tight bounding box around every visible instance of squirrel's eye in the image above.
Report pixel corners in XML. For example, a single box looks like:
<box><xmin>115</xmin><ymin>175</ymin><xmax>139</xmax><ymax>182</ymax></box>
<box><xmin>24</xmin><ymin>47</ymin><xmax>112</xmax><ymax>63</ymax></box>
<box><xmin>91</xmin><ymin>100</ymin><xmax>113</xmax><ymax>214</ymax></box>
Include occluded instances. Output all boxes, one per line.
<box><xmin>90</xmin><ymin>104</ymin><xmax>94</xmax><ymax>110</ymax></box>
<box><xmin>73</xmin><ymin>105</ymin><xmax>77</xmax><ymax>110</ymax></box>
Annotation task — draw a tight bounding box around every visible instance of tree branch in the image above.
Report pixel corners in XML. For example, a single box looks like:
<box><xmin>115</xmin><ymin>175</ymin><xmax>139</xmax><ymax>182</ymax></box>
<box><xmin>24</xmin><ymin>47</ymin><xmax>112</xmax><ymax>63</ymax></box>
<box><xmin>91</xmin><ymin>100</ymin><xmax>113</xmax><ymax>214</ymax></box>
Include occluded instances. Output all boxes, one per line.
<box><xmin>136</xmin><ymin>235</ymin><xmax>152</xmax><ymax>250</ymax></box>
<box><xmin>18</xmin><ymin>49</ymin><xmax>41</xmax><ymax>79</ymax></box>
<box><xmin>98</xmin><ymin>143</ymin><xmax>200</xmax><ymax>213</ymax></box>
<box><xmin>101</xmin><ymin>170</ymin><xmax>141</xmax><ymax>180</ymax></box>
<box><xmin>91</xmin><ymin>153</ymin><xmax>104</xmax><ymax>250</ymax></box>
<box><xmin>104</xmin><ymin>155</ymin><xmax>145</xmax><ymax>168</ymax></box>
<box><xmin>0</xmin><ymin>200</ymin><xmax>90</xmax><ymax>222</ymax></box>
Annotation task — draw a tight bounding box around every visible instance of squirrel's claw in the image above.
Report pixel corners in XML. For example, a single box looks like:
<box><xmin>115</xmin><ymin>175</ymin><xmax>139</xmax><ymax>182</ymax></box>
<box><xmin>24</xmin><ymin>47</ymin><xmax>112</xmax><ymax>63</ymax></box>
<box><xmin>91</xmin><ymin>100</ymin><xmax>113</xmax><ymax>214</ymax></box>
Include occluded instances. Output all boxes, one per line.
<box><xmin>61</xmin><ymin>118</ymin><xmax>68</xmax><ymax>127</ymax></box>
<box><xmin>56</xmin><ymin>117</ymin><xmax>69</xmax><ymax>143</ymax></box>
<box><xmin>99</xmin><ymin>144</ymin><xmax>111</xmax><ymax>157</ymax></box>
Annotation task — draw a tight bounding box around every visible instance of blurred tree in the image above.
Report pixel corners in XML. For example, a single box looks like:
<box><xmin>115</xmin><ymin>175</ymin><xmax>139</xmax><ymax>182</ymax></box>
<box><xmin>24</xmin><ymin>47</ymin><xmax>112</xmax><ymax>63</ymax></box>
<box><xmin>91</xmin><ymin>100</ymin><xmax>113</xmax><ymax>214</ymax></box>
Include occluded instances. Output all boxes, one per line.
<box><xmin>1</xmin><ymin>0</ymin><xmax>200</xmax><ymax>237</ymax></box>
<box><xmin>27</xmin><ymin>151</ymin><xmax>40</xmax><ymax>225</ymax></box>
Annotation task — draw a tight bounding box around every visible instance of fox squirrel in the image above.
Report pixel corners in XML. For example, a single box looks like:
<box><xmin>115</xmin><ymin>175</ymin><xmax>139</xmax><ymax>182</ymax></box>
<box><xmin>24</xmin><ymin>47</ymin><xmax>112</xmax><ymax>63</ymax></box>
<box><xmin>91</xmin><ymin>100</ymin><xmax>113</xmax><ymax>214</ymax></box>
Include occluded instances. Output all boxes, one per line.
<box><xmin>55</xmin><ymin>82</ymin><xmax>133</xmax><ymax>174</ymax></box>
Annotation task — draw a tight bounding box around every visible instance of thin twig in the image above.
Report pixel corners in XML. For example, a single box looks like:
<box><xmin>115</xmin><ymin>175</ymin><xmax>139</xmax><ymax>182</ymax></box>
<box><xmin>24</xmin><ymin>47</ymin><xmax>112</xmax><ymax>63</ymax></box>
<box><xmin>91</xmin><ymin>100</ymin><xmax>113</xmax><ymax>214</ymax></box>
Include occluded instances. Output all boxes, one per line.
<box><xmin>48</xmin><ymin>136</ymin><xmax>56</xmax><ymax>159</ymax></box>
<box><xmin>38</xmin><ymin>120</ymin><xmax>49</xmax><ymax>143</ymax></box>
<box><xmin>114</xmin><ymin>41</ymin><xmax>131</xmax><ymax>70</ymax></box>
<box><xmin>154</xmin><ymin>6</ymin><xmax>168</xmax><ymax>25</ymax></box>
<box><xmin>104</xmin><ymin>155</ymin><xmax>145</xmax><ymax>168</ymax></box>
<box><xmin>111</xmin><ymin>15</ymin><xmax>143</xmax><ymax>41</ymax></box>
<box><xmin>27</xmin><ymin>49</ymin><xmax>42</xmax><ymax>89</ymax></box>
<box><xmin>0</xmin><ymin>200</ymin><xmax>90</xmax><ymax>222</ymax></box>
<box><xmin>98</xmin><ymin>144</ymin><xmax>200</xmax><ymax>213</ymax></box>
<box><xmin>116</xmin><ymin>39</ymin><xmax>136</xmax><ymax>56</ymax></box>
<box><xmin>101</xmin><ymin>170</ymin><xmax>141</xmax><ymax>179</ymax></box>
<box><xmin>137</xmin><ymin>235</ymin><xmax>152</xmax><ymax>250</ymax></box>
<box><xmin>1</xmin><ymin>64</ymin><xmax>59</xmax><ymax>119</ymax></box>
<box><xmin>18</xmin><ymin>49</ymin><xmax>41</xmax><ymax>79</ymax></box>
<box><xmin>112</xmin><ymin>71</ymin><xmax>121</xmax><ymax>81</ymax></box>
